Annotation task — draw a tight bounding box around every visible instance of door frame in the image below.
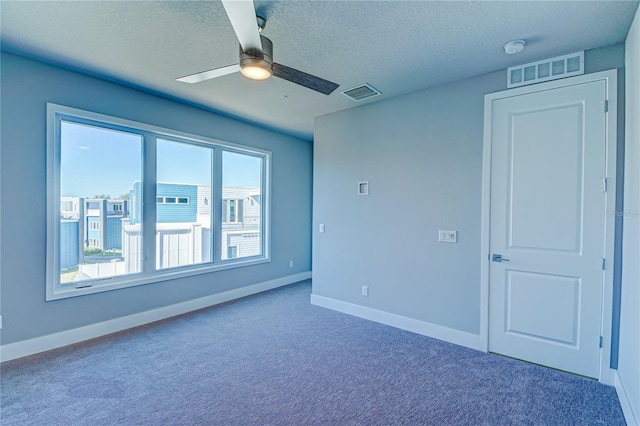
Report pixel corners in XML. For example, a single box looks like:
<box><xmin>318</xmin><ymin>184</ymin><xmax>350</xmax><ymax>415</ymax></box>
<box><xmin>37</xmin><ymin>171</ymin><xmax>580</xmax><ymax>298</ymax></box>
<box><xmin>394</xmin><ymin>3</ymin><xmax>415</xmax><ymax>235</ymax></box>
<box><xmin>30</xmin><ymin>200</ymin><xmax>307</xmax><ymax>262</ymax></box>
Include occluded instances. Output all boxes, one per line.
<box><xmin>480</xmin><ymin>69</ymin><xmax>618</xmax><ymax>384</ymax></box>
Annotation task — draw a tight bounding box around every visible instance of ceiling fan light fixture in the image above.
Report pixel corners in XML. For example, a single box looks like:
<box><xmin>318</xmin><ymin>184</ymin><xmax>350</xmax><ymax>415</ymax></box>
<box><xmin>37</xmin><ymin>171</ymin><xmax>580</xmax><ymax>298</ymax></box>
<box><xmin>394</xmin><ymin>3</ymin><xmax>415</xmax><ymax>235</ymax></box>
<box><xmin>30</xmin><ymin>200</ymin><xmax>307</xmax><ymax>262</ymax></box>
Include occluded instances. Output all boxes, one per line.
<box><xmin>239</xmin><ymin>35</ymin><xmax>273</xmax><ymax>80</ymax></box>
<box><xmin>240</xmin><ymin>60</ymin><xmax>272</xmax><ymax>80</ymax></box>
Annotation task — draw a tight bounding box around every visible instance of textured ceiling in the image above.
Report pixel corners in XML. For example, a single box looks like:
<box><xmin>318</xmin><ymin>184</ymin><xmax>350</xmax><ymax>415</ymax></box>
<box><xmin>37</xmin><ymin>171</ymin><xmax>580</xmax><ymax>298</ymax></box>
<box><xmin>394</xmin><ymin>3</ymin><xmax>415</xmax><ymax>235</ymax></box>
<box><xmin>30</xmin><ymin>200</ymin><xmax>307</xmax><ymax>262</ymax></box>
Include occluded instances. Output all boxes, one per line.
<box><xmin>1</xmin><ymin>1</ymin><xmax>638</xmax><ymax>141</ymax></box>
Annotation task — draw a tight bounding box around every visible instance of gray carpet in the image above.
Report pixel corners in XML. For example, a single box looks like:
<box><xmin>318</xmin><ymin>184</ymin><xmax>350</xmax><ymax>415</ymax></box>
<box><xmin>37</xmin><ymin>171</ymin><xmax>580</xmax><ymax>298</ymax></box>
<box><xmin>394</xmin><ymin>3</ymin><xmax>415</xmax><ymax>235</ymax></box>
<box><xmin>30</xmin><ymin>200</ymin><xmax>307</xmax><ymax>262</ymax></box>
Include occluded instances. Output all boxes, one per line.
<box><xmin>1</xmin><ymin>280</ymin><xmax>625</xmax><ymax>425</ymax></box>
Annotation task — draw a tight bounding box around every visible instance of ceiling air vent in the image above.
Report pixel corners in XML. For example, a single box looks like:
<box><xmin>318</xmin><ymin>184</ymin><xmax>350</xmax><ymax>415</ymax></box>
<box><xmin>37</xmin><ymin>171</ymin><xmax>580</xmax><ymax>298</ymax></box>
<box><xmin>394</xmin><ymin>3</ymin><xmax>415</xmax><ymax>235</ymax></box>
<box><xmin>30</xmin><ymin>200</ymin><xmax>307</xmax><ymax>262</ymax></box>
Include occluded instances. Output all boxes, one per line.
<box><xmin>342</xmin><ymin>84</ymin><xmax>381</xmax><ymax>102</ymax></box>
<box><xmin>507</xmin><ymin>51</ymin><xmax>584</xmax><ymax>88</ymax></box>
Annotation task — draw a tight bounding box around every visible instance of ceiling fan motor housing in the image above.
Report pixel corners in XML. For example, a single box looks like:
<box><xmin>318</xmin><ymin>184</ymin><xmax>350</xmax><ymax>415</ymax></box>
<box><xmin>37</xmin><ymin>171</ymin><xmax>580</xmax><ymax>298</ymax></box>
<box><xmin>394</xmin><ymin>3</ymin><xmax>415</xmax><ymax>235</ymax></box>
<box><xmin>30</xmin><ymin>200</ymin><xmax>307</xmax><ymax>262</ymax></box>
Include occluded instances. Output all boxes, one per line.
<box><xmin>240</xmin><ymin>35</ymin><xmax>273</xmax><ymax>73</ymax></box>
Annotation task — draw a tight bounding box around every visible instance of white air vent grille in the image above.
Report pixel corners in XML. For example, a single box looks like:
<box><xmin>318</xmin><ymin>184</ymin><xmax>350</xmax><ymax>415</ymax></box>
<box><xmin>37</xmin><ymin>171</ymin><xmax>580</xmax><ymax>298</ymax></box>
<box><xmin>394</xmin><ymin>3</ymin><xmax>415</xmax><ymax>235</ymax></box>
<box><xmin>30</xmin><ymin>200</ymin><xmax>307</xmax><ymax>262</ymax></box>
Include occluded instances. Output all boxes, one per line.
<box><xmin>507</xmin><ymin>51</ymin><xmax>584</xmax><ymax>88</ymax></box>
<box><xmin>342</xmin><ymin>84</ymin><xmax>381</xmax><ymax>101</ymax></box>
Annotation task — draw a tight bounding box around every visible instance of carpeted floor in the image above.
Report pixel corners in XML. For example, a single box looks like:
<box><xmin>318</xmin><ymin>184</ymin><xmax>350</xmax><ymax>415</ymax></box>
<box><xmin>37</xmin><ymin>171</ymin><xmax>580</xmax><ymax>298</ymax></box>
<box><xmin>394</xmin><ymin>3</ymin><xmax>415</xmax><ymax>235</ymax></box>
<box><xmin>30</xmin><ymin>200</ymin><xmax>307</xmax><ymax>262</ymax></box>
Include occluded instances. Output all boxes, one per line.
<box><xmin>1</xmin><ymin>280</ymin><xmax>625</xmax><ymax>425</ymax></box>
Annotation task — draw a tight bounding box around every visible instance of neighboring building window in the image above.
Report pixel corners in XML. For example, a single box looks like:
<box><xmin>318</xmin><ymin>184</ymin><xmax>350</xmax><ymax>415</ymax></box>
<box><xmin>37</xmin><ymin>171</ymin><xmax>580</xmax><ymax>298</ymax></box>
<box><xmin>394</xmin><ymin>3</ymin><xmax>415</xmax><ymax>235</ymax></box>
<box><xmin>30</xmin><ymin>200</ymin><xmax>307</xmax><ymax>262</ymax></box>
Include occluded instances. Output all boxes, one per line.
<box><xmin>156</xmin><ymin>196</ymin><xmax>190</xmax><ymax>204</ymax></box>
<box><xmin>222</xmin><ymin>199</ymin><xmax>245</xmax><ymax>223</ymax></box>
<box><xmin>47</xmin><ymin>104</ymin><xmax>270</xmax><ymax>300</ymax></box>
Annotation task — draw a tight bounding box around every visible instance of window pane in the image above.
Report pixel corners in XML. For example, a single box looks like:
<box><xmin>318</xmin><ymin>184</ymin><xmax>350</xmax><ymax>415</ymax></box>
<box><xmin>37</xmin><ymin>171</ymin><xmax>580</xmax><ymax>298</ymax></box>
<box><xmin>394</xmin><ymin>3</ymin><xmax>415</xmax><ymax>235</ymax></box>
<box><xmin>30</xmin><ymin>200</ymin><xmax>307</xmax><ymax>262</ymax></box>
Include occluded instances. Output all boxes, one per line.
<box><xmin>156</xmin><ymin>139</ymin><xmax>212</xmax><ymax>270</ymax></box>
<box><xmin>221</xmin><ymin>151</ymin><xmax>262</xmax><ymax>260</ymax></box>
<box><xmin>229</xmin><ymin>199</ymin><xmax>236</xmax><ymax>222</ymax></box>
<box><xmin>59</xmin><ymin>121</ymin><xmax>142</xmax><ymax>284</ymax></box>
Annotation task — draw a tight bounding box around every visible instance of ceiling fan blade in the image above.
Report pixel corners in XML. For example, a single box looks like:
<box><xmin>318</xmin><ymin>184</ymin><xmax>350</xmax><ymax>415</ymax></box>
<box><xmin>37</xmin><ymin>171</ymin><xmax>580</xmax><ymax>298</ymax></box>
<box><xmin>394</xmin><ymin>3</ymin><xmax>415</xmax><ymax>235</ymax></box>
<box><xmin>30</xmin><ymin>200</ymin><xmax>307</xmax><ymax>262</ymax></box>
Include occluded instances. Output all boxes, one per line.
<box><xmin>272</xmin><ymin>63</ymin><xmax>339</xmax><ymax>95</ymax></box>
<box><xmin>221</xmin><ymin>0</ymin><xmax>262</xmax><ymax>53</ymax></box>
<box><xmin>176</xmin><ymin>64</ymin><xmax>240</xmax><ymax>84</ymax></box>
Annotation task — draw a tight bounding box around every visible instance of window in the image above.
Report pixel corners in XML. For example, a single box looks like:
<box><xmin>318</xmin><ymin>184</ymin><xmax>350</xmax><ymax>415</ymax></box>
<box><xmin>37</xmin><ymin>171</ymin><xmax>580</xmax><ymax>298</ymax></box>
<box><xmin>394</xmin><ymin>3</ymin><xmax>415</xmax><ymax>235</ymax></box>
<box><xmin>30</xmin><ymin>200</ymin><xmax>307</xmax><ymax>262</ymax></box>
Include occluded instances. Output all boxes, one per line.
<box><xmin>52</xmin><ymin>120</ymin><xmax>142</xmax><ymax>288</ymax></box>
<box><xmin>221</xmin><ymin>151</ymin><xmax>263</xmax><ymax>260</ymax></box>
<box><xmin>156</xmin><ymin>139</ymin><xmax>212</xmax><ymax>270</ymax></box>
<box><xmin>222</xmin><ymin>199</ymin><xmax>244</xmax><ymax>223</ymax></box>
<box><xmin>47</xmin><ymin>104</ymin><xmax>270</xmax><ymax>300</ymax></box>
<box><xmin>156</xmin><ymin>196</ymin><xmax>190</xmax><ymax>204</ymax></box>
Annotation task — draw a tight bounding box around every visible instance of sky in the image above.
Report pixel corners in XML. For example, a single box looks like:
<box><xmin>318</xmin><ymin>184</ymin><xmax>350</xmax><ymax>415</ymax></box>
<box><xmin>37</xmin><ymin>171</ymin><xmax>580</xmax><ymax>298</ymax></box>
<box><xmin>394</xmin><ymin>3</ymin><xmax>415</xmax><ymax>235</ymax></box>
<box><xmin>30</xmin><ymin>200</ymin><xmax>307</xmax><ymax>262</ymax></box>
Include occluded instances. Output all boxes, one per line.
<box><xmin>60</xmin><ymin>121</ymin><xmax>262</xmax><ymax>198</ymax></box>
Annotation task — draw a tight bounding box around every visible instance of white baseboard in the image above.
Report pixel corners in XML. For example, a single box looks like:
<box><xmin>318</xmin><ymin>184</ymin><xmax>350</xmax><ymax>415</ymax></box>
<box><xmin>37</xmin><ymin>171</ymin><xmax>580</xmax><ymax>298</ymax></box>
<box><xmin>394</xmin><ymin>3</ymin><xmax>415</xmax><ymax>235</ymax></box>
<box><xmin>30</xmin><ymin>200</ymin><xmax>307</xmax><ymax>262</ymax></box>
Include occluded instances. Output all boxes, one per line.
<box><xmin>310</xmin><ymin>293</ymin><xmax>484</xmax><ymax>351</ymax></box>
<box><xmin>614</xmin><ymin>369</ymin><xmax>640</xmax><ymax>426</ymax></box>
<box><xmin>1</xmin><ymin>272</ymin><xmax>311</xmax><ymax>363</ymax></box>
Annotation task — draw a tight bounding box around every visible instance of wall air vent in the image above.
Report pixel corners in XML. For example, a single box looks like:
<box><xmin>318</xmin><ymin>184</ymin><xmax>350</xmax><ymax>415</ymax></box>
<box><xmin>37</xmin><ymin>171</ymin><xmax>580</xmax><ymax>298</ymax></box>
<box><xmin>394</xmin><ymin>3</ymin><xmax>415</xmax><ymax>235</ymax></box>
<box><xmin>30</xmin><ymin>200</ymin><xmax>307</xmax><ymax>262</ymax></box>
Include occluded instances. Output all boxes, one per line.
<box><xmin>507</xmin><ymin>51</ymin><xmax>584</xmax><ymax>88</ymax></box>
<box><xmin>342</xmin><ymin>84</ymin><xmax>381</xmax><ymax>102</ymax></box>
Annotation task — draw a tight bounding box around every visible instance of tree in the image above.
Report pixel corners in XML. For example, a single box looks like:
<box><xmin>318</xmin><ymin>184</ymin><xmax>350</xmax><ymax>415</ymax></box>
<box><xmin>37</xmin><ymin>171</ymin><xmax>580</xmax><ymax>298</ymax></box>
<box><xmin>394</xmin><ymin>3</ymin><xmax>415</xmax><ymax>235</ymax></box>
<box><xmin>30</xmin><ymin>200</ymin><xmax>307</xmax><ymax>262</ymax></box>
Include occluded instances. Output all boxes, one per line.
<box><xmin>118</xmin><ymin>193</ymin><xmax>130</xmax><ymax>200</ymax></box>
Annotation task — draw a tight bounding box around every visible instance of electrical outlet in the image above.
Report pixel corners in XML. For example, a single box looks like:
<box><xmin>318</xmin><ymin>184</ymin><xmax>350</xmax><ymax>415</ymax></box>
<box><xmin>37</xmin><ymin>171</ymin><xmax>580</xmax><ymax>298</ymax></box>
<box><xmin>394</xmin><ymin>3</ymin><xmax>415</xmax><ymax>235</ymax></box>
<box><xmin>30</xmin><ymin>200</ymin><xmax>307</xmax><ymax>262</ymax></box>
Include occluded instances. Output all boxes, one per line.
<box><xmin>289</xmin><ymin>260</ymin><xmax>294</xmax><ymax>268</ymax></box>
<box><xmin>361</xmin><ymin>286</ymin><xmax>369</xmax><ymax>296</ymax></box>
<box><xmin>438</xmin><ymin>230</ymin><xmax>457</xmax><ymax>243</ymax></box>
<box><xmin>319</xmin><ymin>224</ymin><xmax>325</xmax><ymax>233</ymax></box>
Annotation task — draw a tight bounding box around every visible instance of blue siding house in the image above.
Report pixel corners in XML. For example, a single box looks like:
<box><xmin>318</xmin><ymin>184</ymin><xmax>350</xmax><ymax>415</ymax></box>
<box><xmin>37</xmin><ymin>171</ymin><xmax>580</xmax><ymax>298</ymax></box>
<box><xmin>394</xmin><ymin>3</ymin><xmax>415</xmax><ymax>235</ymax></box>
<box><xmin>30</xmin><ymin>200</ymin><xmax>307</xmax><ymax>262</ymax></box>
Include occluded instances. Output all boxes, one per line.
<box><xmin>60</xmin><ymin>220</ymin><xmax>79</xmax><ymax>269</ymax></box>
<box><xmin>105</xmin><ymin>217</ymin><xmax>123</xmax><ymax>249</ymax></box>
<box><xmin>130</xmin><ymin>182</ymin><xmax>197</xmax><ymax>224</ymax></box>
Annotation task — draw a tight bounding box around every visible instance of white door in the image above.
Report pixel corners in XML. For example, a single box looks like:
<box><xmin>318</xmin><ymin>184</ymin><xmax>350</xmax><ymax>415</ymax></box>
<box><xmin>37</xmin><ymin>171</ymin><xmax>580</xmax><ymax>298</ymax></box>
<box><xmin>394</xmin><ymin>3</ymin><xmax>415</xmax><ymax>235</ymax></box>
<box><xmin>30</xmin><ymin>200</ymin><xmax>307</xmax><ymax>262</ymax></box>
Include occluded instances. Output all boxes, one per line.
<box><xmin>488</xmin><ymin>79</ymin><xmax>607</xmax><ymax>378</ymax></box>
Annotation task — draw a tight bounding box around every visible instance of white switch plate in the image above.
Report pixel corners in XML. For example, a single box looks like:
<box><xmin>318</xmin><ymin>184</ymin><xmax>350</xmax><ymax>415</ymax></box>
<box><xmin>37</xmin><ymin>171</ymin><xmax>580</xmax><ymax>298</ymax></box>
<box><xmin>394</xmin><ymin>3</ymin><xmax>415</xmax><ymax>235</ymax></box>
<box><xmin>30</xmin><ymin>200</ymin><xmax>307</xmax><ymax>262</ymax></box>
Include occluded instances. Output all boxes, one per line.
<box><xmin>289</xmin><ymin>260</ymin><xmax>294</xmax><ymax>268</ymax></box>
<box><xmin>319</xmin><ymin>224</ymin><xmax>325</xmax><ymax>233</ymax></box>
<box><xmin>438</xmin><ymin>230</ymin><xmax>457</xmax><ymax>243</ymax></box>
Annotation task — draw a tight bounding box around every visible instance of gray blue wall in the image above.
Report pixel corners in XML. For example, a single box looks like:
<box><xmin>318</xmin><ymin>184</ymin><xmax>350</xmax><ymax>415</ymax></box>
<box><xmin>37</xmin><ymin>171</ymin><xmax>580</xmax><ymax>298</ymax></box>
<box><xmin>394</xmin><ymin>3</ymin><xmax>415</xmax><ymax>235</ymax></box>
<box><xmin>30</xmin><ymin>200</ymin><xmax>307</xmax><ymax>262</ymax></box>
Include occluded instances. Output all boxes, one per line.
<box><xmin>0</xmin><ymin>52</ymin><xmax>312</xmax><ymax>345</ymax></box>
<box><xmin>620</xmin><ymin>7</ymin><xmax>640</xmax><ymax>423</ymax></box>
<box><xmin>313</xmin><ymin>45</ymin><xmax>625</xmax><ymax>343</ymax></box>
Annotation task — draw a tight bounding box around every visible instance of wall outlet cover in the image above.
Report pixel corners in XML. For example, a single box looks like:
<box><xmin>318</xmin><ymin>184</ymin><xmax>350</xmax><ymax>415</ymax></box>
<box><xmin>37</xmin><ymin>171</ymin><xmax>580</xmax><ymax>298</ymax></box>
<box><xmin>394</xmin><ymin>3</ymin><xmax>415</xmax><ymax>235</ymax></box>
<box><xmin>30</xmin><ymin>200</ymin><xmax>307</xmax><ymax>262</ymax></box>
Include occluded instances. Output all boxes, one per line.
<box><xmin>438</xmin><ymin>230</ymin><xmax>457</xmax><ymax>243</ymax></box>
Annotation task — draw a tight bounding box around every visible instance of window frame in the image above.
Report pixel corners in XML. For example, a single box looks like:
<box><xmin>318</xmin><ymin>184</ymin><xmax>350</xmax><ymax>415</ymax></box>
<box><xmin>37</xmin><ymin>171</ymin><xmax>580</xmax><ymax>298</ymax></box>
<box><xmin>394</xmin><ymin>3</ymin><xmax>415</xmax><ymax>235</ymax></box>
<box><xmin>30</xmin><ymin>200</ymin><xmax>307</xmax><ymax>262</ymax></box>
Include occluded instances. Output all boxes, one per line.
<box><xmin>46</xmin><ymin>103</ymin><xmax>271</xmax><ymax>301</ymax></box>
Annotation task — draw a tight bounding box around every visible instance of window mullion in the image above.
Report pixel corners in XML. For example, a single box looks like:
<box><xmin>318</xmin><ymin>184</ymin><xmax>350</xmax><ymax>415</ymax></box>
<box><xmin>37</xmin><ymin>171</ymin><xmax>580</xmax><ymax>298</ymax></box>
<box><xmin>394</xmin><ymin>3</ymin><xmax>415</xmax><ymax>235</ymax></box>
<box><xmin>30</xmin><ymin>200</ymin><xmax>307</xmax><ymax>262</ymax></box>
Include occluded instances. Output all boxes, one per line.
<box><xmin>213</xmin><ymin>148</ymin><xmax>223</xmax><ymax>263</ymax></box>
<box><xmin>262</xmin><ymin>153</ymin><xmax>270</xmax><ymax>259</ymax></box>
<box><xmin>142</xmin><ymin>133</ymin><xmax>157</xmax><ymax>274</ymax></box>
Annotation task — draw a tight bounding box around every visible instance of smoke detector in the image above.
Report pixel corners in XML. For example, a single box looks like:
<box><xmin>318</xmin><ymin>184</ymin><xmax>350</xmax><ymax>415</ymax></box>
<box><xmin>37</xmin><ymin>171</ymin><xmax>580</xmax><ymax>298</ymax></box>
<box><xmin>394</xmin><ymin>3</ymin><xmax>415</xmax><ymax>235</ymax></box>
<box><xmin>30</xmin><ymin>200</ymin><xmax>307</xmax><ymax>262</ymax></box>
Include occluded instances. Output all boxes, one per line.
<box><xmin>504</xmin><ymin>40</ymin><xmax>526</xmax><ymax>55</ymax></box>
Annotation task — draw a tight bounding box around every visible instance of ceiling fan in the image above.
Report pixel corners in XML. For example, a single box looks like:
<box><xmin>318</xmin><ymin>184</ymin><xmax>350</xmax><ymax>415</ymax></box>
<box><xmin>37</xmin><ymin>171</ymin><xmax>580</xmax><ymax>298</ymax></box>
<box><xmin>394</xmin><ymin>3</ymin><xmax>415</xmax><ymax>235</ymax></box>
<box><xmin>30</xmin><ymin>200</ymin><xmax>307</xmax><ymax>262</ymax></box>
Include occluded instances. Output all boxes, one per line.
<box><xmin>176</xmin><ymin>0</ymin><xmax>339</xmax><ymax>95</ymax></box>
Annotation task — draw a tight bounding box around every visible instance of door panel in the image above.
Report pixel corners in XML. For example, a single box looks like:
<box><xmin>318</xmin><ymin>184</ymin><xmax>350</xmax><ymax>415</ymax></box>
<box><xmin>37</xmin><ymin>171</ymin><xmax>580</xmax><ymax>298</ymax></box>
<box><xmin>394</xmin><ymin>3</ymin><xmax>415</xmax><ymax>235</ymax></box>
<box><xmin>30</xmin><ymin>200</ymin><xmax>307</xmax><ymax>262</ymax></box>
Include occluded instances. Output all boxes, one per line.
<box><xmin>489</xmin><ymin>80</ymin><xmax>606</xmax><ymax>378</ymax></box>
<box><xmin>509</xmin><ymin>105</ymin><xmax>584</xmax><ymax>253</ymax></box>
<box><xmin>505</xmin><ymin>271</ymin><xmax>580</xmax><ymax>345</ymax></box>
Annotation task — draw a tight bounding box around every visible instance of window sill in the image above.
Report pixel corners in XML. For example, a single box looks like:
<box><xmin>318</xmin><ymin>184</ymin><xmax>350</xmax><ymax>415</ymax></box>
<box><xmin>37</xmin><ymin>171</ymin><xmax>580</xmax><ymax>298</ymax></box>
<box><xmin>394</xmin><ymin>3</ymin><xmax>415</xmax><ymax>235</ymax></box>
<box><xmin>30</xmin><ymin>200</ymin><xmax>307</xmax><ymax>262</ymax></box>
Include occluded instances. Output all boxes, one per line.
<box><xmin>46</xmin><ymin>256</ymin><xmax>270</xmax><ymax>301</ymax></box>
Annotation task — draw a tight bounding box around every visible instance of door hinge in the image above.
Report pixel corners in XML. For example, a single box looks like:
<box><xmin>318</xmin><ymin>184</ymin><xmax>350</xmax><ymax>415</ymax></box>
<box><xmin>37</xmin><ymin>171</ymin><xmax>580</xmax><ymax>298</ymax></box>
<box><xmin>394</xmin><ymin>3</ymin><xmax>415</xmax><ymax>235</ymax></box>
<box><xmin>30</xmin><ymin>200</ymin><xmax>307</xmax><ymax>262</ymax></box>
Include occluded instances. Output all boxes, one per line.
<box><xmin>599</xmin><ymin>336</ymin><xmax>603</xmax><ymax>348</ymax></box>
<box><xmin>600</xmin><ymin>258</ymin><xmax>606</xmax><ymax>270</ymax></box>
<box><xmin>603</xmin><ymin>100</ymin><xmax>609</xmax><ymax>113</ymax></box>
<box><xmin>602</xmin><ymin>177</ymin><xmax>607</xmax><ymax>193</ymax></box>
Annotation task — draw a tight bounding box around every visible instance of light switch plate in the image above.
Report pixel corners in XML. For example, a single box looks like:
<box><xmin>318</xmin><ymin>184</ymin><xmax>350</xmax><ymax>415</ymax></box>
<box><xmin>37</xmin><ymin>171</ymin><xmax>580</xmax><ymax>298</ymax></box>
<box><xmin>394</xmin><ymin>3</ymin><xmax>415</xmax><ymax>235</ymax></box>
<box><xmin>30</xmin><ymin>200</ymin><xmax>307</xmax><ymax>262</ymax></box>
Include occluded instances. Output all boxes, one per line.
<box><xmin>438</xmin><ymin>230</ymin><xmax>457</xmax><ymax>243</ymax></box>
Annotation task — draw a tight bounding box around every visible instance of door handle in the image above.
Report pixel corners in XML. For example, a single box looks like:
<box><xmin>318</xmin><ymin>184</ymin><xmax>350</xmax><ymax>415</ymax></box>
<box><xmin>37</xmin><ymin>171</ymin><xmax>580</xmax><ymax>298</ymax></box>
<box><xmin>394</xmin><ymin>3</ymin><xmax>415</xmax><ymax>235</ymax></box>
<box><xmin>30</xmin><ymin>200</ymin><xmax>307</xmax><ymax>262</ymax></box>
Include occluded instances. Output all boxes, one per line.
<box><xmin>492</xmin><ymin>254</ymin><xmax>510</xmax><ymax>262</ymax></box>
